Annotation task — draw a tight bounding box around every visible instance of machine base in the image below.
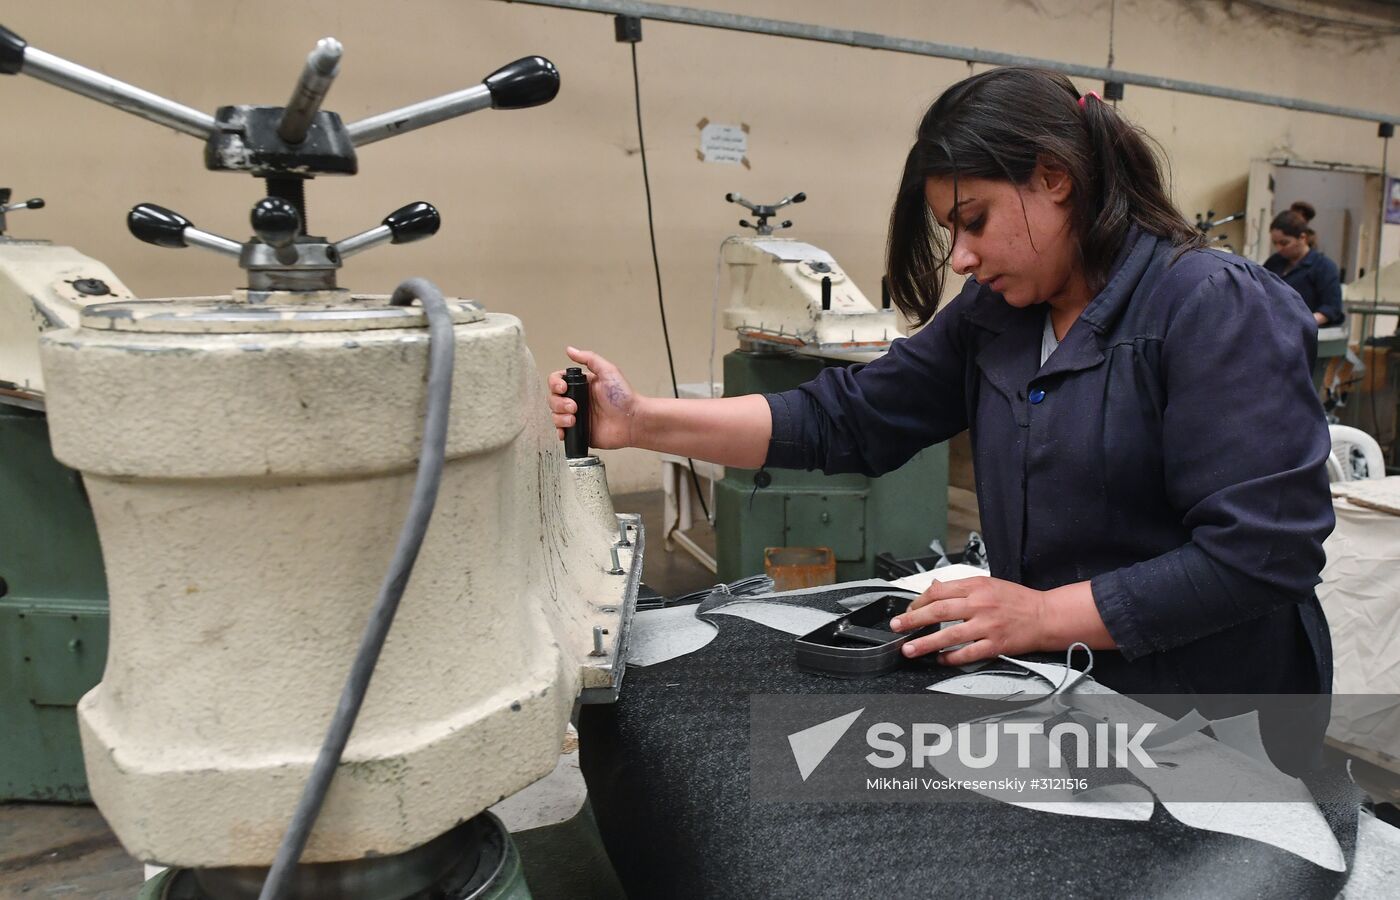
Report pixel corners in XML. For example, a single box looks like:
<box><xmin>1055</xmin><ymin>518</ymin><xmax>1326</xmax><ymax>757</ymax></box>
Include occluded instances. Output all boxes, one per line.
<box><xmin>137</xmin><ymin>813</ymin><xmax>530</xmax><ymax>900</ymax></box>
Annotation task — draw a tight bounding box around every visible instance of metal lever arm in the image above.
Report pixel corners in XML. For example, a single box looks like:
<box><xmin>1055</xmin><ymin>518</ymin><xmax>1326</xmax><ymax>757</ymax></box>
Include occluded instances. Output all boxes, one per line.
<box><xmin>1</xmin><ymin>197</ymin><xmax>43</xmax><ymax>214</ymax></box>
<box><xmin>725</xmin><ymin>191</ymin><xmax>806</xmax><ymax>213</ymax></box>
<box><xmin>278</xmin><ymin>38</ymin><xmax>342</xmax><ymax>144</ymax></box>
<box><xmin>335</xmin><ymin>202</ymin><xmax>440</xmax><ymax>258</ymax></box>
<box><xmin>128</xmin><ymin>204</ymin><xmax>242</xmax><ymax>257</ymax></box>
<box><xmin>345</xmin><ymin>56</ymin><xmax>559</xmax><ymax>147</ymax></box>
<box><xmin>0</xmin><ymin>25</ymin><xmax>216</xmax><ymax>139</ymax></box>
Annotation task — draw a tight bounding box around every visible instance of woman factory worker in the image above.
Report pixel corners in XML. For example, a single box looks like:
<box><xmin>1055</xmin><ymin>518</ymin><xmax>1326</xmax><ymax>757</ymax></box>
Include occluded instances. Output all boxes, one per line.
<box><xmin>549</xmin><ymin>67</ymin><xmax>1334</xmax><ymax>705</ymax></box>
<box><xmin>1266</xmin><ymin>207</ymin><xmax>1345</xmax><ymax>327</ymax></box>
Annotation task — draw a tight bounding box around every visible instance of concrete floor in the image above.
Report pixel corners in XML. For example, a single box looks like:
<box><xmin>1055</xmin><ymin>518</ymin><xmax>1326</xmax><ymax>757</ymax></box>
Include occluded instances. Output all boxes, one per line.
<box><xmin>0</xmin><ymin>803</ymin><xmax>142</xmax><ymax>898</ymax></box>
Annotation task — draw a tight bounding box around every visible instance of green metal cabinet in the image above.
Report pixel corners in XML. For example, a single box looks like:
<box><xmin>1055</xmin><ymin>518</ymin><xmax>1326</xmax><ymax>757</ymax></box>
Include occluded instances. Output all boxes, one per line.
<box><xmin>0</xmin><ymin>404</ymin><xmax>108</xmax><ymax>802</ymax></box>
<box><xmin>714</xmin><ymin>348</ymin><xmax>948</xmax><ymax>583</ymax></box>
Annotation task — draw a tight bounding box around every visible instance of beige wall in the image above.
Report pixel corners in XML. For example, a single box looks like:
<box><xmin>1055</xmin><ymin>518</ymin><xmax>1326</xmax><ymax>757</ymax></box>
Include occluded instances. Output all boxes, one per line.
<box><xmin>5</xmin><ymin>0</ymin><xmax>1398</xmax><ymax>490</ymax></box>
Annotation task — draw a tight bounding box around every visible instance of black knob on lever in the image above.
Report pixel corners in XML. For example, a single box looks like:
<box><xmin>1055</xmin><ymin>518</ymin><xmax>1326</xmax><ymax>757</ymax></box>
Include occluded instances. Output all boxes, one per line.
<box><xmin>562</xmin><ymin>366</ymin><xmax>591</xmax><ymax>459</ymax></box>
<box><xmin>24</xmin><ymin>198</ymin><xmax>43</xmax><ymax>209</ymax></box>
<box><xmin>128</xmin><ymin>202</ymin><xmax>242</xmax><ymax>257</ymax></box>
<box><xmin>791</xmin><ymin>192</ymin><xmax>807</xmax><ymax>203</ymax></box>
<box><xmin>0</xmin><ymin>25</ymin><xmax>25</xmax><ymax>76</ymax></box>
<box><xmin>251</xmin><ymin>197</ymin><xmax>301</xmax><ymax>264</ymax></box>
<box><xmin>384</xmin><ymin>202</ymin><xmax>440</xmax><ymax>244</ymax></box>
<box><xmin>483</xmin><ymin>56</ymin><xmax>561</xmax><ymax>110</ymax></box>
<box><xmin>128</xmin><ymin>204</ymin><xmax>194</xmax><ymax>248</ymax></box>
<box><xmin>251</xmin><ymin>197</ymin><xmax>301</xmax><ymax>246</ymax></box>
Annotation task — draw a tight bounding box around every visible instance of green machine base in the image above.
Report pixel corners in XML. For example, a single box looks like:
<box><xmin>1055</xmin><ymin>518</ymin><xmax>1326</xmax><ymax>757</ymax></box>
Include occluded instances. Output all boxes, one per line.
<box><xmin>0</xmin><ymin>404</ymin><xmax>108</xmax><ymax>802</ymax></box>
<box><xmin>714</xmin><ymin>348</ymin><xmax>949</xmax><ymax>583</ymax></box>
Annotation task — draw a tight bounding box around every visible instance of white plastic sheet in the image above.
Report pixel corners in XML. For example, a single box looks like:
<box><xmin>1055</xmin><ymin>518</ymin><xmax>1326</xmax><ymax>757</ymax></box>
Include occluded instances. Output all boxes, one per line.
<box><xmin>1319</xmin><ymin>478</ymin><xmax>1400</xmax><ymax>765</ymax></box>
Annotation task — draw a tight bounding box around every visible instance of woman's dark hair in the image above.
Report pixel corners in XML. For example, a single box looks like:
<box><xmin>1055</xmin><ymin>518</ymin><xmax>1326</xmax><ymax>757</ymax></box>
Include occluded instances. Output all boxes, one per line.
<box><xmin>1271</xmin><ymin>209</ymin><xmax>1309</xmax><ymax>238</ymax></box>
<box><xmin>887</xmin><ymin>67</ymin><xmax>1204</xmax><ymax>324</ymax></box>
<box><xmin>1289</xmin><ymin>200</ymin><xmax>1316</xmax><ymax>221</ymax></box>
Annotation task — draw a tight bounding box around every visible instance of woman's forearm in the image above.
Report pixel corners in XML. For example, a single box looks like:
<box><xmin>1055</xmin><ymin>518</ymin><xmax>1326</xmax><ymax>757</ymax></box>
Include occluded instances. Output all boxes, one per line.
<box><xmin>633</xmin><ymin>394</ymin><xmax>772</xmax><ymax>468</ymax></box>
<box><xmin>1042</xmin><ymin>581</ymin><xmax>1117</xmax><ymax>651</ymax></box>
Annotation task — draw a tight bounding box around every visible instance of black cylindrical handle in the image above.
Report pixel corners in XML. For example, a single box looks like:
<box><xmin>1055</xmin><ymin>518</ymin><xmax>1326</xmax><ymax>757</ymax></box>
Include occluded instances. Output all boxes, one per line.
<box><xmin>251</xmin><ymin>197</ymin><xmax>301</xmax><ymax>248</ymax></box>
<box><xmin>0</xmin><ymin>25</ymin><xmax>25</xmax><ymax>75</ymax></box>
<box><xmin>791</xmin><ymin>192</ymin><xmax>807</xmax><ymax>204</ymax></box>
<box><xmin>484</xmin><ymin>56</ymin><xmax>560</xmax><ymax>110</ymax></box>
<box><xmin>821</xmin><ymin>275</ymin><xmax>832</xmax><ymax>311</ymax></box>
<box><xmin>128</xmin><ymin>203</ymin><xmax>192</xmax><ymax>248</ymax></box>
<box><xmin>881</xmin><ymin>275</ymin><xmax>891</xmax><ymax>310</ymax></box>
<box><xmin>562</xmin><ymin>366</ymin><xmax>591</xmax><ymax>459</ymax></box>
<box><xmin>25</xmin><ymin>198</ymin><xmax>43</xmax><ymax>209</ymax></box>
<box><xmin>384</xmin><ymin>201</ymin><xmax>441</xmax><ymax>244</ymax></box>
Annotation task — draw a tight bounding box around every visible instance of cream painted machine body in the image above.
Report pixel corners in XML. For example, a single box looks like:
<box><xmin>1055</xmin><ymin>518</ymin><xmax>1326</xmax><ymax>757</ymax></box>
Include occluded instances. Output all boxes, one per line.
<box><xmin>0</xmin><ymin>240</ymin><xmax>136</xmax><ymax>407</ymax></box>
<box><xmin>38</xmin><ymin>290</ymin><xmax>640</xmax><ymax>867</ymax></box>
<box><xmin>720</xmin><ymin>236</ymin><xmax>899</xmax><ymax>359</ymax></box>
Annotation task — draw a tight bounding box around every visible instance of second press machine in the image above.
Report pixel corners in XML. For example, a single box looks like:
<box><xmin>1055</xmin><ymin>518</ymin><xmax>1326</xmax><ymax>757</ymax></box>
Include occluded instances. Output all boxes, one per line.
<box><xmin>713</xmin><ymin>192</ymin><xmax>948</xmax><ymax>582</ymax></box>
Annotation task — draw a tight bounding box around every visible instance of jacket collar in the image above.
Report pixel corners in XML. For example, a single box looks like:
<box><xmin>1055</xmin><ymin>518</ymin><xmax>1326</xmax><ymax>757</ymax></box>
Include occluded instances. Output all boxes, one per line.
<box><xmin>960</xmin><ymin>226</ymin><xmax>1160</xmax><ymax>337</ymax></box>
<box><xmin>963</xmin><ymin>227</ymin><xmax>1165</xmax><ymax>393</ymax></box>
<box><xmin>1292</xmin><ymin>249</ymin><xmax>1319</xmax><ymax>272</ymax></box>
<box><xmin>1076</xmin><ymin>226</ymin><xmax>1160</xmax><ymax>335</ymax></box>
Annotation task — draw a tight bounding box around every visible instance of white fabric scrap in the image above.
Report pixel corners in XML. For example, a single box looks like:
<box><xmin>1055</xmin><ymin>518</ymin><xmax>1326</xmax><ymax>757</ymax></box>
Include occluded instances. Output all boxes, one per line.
<box><xmin>705</xmin><ymin>601</ymin><xmax>843</xmax><ymax>636</ymax></box>
<box><xmin>919</xmin><ymin>662</ymin><xmax>1346</xmax><ymax>872</ymax></box>
<box><xmin>1207</xmin><ymin>710</ymin><xmax>1275</xmax><ymax>768</ymax></box>
<box><xmin>1346</xmin><ymin>810</ymin><xmax>1400</xmax><ymax>897</ymax></box>
<box><xmin>887</xmin><ymin>563</ymin><xmax>995</xmax><ymax>594</ymax></box>
<box><xmin>625</xmin><ymin>604</ymin><xmax>717</xmax><ymax>667</ymax></box>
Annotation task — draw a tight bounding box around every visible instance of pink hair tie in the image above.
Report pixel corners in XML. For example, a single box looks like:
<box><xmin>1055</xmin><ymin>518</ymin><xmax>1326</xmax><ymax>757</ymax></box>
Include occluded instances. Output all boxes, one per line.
<box><xmin>1078</xmin><ymin>91</ymin><xmax>1102</xmax><ymax>109</ymax></box>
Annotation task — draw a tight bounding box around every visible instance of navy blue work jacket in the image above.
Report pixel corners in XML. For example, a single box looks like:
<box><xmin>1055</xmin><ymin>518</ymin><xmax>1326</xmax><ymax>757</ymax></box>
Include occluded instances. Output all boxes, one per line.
<box><xmin>766</xmin><ymin>230</ymin><xmax>1334</xmax><ymax>697</ymax></box>
<box><xmin>1264</xmin><ymin>248</ymin><xmax>1343</xmax><ymax>326</ymax></box>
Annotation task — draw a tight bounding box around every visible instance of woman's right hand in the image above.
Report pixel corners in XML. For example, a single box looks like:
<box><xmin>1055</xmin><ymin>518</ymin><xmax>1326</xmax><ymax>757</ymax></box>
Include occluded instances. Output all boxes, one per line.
<box><xmin>547</xmin><ymin>347</ymin><xmax>645</xmax><ymax>450</ymax></box>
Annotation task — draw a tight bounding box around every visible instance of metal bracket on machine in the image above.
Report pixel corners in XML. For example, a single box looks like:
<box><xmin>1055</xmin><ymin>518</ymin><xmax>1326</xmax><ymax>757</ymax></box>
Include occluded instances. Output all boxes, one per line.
<box><xmin>580</xmin><ymin>512</ymin><xmax>645</xmax><ymax>704</ymax></box>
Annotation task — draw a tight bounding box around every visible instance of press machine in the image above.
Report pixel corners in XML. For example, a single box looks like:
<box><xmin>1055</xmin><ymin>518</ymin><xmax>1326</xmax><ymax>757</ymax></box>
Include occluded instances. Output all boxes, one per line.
<box><xmin>1</xmin><ymin>25</ymin><xmax>639</xmax><ymax>899</ymax></box>
<box><xmin>0</xmin><ymin>188</ymin><xmax>130</xmax><ymax>803</ymax></box>
<box><xmin>712</xmin><ymin>192</ymin><xmax>948</xmax><ymax>582</ymax></box>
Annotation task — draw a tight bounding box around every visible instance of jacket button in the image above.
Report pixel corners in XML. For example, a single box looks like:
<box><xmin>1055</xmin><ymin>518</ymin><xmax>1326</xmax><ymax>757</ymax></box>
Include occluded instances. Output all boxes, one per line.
<box><xmin>1029</xmin><ymin>388</ymin><xmax>1046</xmax><ymax>404</ymax></box>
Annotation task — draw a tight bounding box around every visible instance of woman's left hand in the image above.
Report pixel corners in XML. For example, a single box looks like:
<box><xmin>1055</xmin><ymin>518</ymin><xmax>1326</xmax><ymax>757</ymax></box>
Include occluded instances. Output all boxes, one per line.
<box><xmin>889</xmin><ymin>576</ymin><xmax>1051</xmax><ymax>666</ymax></box>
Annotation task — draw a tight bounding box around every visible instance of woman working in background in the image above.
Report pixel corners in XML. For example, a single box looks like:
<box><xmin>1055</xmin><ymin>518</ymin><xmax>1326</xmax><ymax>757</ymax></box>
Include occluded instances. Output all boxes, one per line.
<box><xmin>1290</xmin><ymin>199</ymin><xmax>1319</xmax><ymax>249</ymax></box>
<box><xmin>549</xmin><ymin>68</ymin><xmax>1334</xmax><ymax>712</ymax></box>
<box><xmin>1266</xmin><ymin>207</ymin><xmax>1344</xmax><ymax>327</ymax></box>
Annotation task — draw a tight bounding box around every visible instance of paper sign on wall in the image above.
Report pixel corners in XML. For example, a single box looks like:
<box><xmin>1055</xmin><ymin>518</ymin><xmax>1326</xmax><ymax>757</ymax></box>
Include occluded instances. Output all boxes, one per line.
<box><xmin>697</xmin><ymin>118</ymin><xmax>750</xmax><ymax>168</ymax></box>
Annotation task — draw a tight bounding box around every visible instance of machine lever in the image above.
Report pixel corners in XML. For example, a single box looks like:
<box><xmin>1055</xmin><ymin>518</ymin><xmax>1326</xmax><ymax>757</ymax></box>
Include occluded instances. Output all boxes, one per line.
<box><xmin>344</xmin><ymin>56</ymin><xmax>559</xmax><ymax>147</ymax></box>
<box><xmin>0</xmin><ymin>188</ymin><xmax>43</xmax><ymax>236</ymax></box>
<box><xmin>726</xmin><ymin>190</ymin><xmax>806</xmax><ymax>234</ymax></box>
<box><xmin>0</xmin><ymin>24</ymin><xmax>216</xmax><ymax>138</ymax></box>
<box><xmin>127</xmin><ymin>203</ymin><xmax>242</xmax><ymax>258</ymax></box>
<box><xmin>562</xmin><ymin>366</ymin><xmax>591</xmax><ymax>458</ymax></box>
<box><xmin>1</xmin><ymin>197</ymin><xmax>43</xmax><ymax>214</ymax></box>
<box><xmin>334</xmin><ymin>202</ymin><xmax>441</xmax><ymax>258</ymax></box>
<box><xmin>278</xmin><ymin>38</ymin><xmax>342</xmax><ymax>145</ymax></box>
